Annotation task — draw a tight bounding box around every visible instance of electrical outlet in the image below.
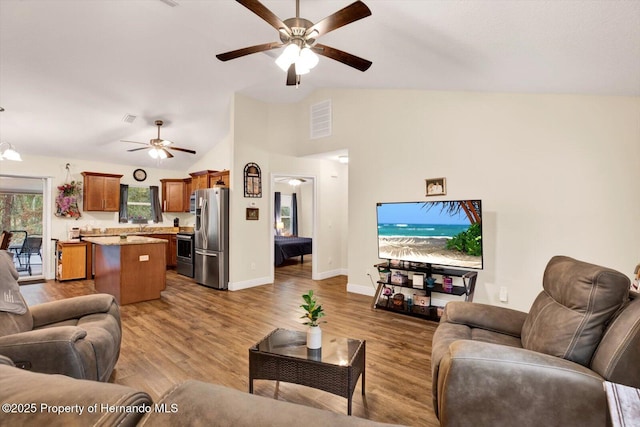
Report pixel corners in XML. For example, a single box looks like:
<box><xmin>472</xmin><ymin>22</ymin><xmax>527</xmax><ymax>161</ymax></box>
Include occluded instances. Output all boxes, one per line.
<box><xmin>499</xmin><ymin>286</ymin><xmax>508</xmax><ymax>302</ymax></box>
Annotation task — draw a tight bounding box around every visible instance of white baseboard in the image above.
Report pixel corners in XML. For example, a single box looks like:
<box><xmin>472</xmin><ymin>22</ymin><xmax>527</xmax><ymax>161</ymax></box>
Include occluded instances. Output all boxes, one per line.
<box><xmin>313</xmin><ymin>267</ymin><xmax>348</xmax><ymax>281</ymax></box>
<box><xmin>346</xmin><ymin>282</ymin><xmax>377</xmax><ymax>297</ymax></box>
<box><xmin>228</xmin><ymin>276</ymin><xmax>271</xmax><ymax>291</ymax></box>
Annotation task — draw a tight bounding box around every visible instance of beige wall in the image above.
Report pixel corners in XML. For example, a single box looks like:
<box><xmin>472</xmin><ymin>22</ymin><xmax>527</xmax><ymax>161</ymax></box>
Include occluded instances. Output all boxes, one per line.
<box><xmin>5</xmin><ymin>89</ymin><xmax>638</xmax><ymax>312</ymax></box>
<box><xmin>288</xmin><ymin>89</ymin><xmax>640</xmax><ymax>311</ymax></box>
<box><xmin>228</xmin><ymin>94</ymin><xmax>349</xmax><ymax>289</ymax></box>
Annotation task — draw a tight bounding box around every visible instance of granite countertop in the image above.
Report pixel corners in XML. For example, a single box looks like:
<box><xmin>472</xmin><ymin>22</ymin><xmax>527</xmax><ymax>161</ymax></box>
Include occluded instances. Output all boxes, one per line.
<box><xmin>80</xmin><ymin>226</ymin><xmax>194</xmax><ymax>237</ymax></box>
<box><xmin>82</xmin><ymin>236</ymin><xmax>168</xmax><ymax>246</ymax></box>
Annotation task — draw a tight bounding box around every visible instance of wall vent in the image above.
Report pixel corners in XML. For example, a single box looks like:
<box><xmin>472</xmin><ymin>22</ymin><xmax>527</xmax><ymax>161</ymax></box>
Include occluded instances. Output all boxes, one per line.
<box><xmin>310</xmin><ymin>99</ymin><xmax>332</xmax><ymax>139</ymax></box>
<box><xmin>158</xmin><ymin>0</ymin><xmax>179</xmax><ymax>7</ymax></box>
<box><xmin>122</xmin><ymin>114</ymin><xmax>137</xmax><ymax>124</ymax></box>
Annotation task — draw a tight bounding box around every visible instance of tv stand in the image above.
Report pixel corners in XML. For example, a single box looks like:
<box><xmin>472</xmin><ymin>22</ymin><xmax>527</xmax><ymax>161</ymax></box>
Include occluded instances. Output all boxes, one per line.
<box><xmin>373</xmin><ymin>260</ymin><xmax>477</xmax><ymax>322</ymax></box>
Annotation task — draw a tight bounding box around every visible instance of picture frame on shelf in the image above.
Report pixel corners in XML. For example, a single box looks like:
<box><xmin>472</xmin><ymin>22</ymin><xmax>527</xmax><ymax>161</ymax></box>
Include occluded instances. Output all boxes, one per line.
<box><xmin>426</xmin><ymin>177</ymin><xmax>446</xmax><ymax>196</ymax></box>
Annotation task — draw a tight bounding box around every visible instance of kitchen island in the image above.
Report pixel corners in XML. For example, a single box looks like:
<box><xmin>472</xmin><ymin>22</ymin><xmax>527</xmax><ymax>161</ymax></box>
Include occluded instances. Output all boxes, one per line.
<box><xmin>83</xmin><ymin>236</ymin><xmax>167</xmax><ymax>305</ymax></box>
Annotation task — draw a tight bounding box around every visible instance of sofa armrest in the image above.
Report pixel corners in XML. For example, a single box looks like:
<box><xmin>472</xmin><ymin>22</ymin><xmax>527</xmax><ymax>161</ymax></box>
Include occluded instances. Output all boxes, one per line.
<box><xmin>442</xmin><ymin>301</ymin><xmax>528</xmax><ymax>337</ymax></box>
<box><xmin>0</xmin><ymin>327</ymin><xmax>92</xmax><ymax>377</ymax></box>
<box><xmin>30</xmin><ymin>294</ymin><xmax>118</xmax><ymax>328</ymax></box>
<box><xmin>0</xmin><ymin>364</ymin><xmax>151</xmax><ymax>427</ymax></box>
<box><xmin>437</xmin><ymin>340</ymin><xmax>606</xmax><ymax>427</ymax></box>
<box><xmin>0</xmin><ymin>326</ymin><xmax>86</xmax><ymax>346</ymax></box>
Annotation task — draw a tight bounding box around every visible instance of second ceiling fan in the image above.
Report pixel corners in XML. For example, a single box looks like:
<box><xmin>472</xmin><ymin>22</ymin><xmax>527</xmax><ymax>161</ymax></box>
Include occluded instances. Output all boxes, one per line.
<box><xmin>121</xmin><ymin>120</ymin><xmax>196</xmax><ymax>159</ymax></box>
<box><xmin>216</xmin><ymin>0</ymin><xmax>372</xmax><ymax>86</ymax></box>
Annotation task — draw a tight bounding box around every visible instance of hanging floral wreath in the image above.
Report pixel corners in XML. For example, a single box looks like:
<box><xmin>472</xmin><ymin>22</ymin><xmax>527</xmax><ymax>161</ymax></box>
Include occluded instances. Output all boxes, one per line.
<box><xmin>56</xmin><ymin>181</ymin><xmax>82</xmax><ymax>219</ymax></box>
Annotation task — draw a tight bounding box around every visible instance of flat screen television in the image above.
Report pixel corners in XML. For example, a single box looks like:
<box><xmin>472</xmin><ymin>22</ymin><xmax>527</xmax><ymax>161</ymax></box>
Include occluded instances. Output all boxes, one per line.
<box><xmin>376</xmin><ymin>200</ymin><xmax>483</xmax><ymax>270</ymax></box>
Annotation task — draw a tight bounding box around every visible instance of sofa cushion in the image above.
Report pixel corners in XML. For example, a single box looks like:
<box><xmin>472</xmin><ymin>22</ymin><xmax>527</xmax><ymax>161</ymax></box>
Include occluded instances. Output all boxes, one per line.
<box><xmin>0</xmin><ymin>361</ymin><xmax>151</xmax><ymax>427</ymax></box>
<box><xmin>521</xmin><ymin>256</ymin><xmax>629</xmax><ymax>366</ymax></box>
<box><xmin>139</xmin><ymin>380</ymin><xmax>403</xmax><ymax>427</ymax></box>
<box><xmin>0</xmin><ymin>250</ymin><xmax>33</xmax><ymax>336</ymax></box>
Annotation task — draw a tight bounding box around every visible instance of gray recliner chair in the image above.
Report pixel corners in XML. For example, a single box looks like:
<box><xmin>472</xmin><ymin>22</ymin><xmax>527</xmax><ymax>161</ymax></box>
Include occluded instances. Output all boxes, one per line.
<box><xmin>431</xmin><ymin>255</ymin><xmax>640</xmax><ymax>427</ymax></box>
<box><xmin>0</xmin><ymin>250</ymin><xmax>121</xmax><ymax>381</ymax></box>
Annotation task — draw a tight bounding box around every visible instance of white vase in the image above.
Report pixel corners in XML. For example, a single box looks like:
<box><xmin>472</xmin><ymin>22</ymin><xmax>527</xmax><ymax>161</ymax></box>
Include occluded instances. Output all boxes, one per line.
<box><xmin>307</xmin><ymin>326</ymin><xmax>322</xmax><ymax>349</ymax></box>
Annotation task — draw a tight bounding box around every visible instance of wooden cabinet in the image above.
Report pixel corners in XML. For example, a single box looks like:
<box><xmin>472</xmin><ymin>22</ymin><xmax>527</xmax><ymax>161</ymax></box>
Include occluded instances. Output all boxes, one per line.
<box><xmin>189</xmin><ymin>170</ymin><xmax>230</xmax><ymax>190</ymax></box>
<box><xmin>161</xmin><ymin>179</ymin><xmax>190</xmax><ymax>212</ymax></box>
<box><xmin>189</xmin><ymin>170</ymin><xmax>212</xmax><ymax>191</ymax></box>
<box><xmin>168</xmin><ymin>234</ymin><xmax>177</xmax><ymax>267</ymax></box>
<box><xmin>183</xmin><ymin>178</ymin><xmax>192</xmax><ymax>211</ymax></box>
<box><xmin>210</xmin><ymin>170</ymin><xmax>230</xmax><ymax>187</ymax></box>
<box><xmin>82</xmin><ymin>172</ymin><xmax>123</xmax><ymax>211</ymax></box>
<box><xmin>141</xmin><ymin>233</ymin><xmax>177</xmax><ymax>267</ymax></box>
<box><xmin>56</xmin><ymin>241</ymin><xmax>88</xmax><ymax>281</ymax></box>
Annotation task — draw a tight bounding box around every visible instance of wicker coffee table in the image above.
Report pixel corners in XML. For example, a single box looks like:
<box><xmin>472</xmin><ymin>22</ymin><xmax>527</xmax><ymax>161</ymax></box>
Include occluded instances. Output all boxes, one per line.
<box><xmin>249</xmin><ymin>328</ymin><xmax>366</xmax><ymax>415</ymax></box>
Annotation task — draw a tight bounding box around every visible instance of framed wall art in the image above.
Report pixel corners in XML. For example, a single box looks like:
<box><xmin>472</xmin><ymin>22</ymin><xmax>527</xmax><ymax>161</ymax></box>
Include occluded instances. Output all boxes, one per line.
<box><xmin>246</xmin><ymin>207</ymin><xmax>259</xmax><ymax>220</ymax></box>
<box><xmin>426</xmin><ymin>178</ymin><xmax>446</xmax><ymax>196</ymax></box>
<box><xmin>244</xmin><ymin>162</ymin><xmax>262</xmax><ymax>198</ymax></box>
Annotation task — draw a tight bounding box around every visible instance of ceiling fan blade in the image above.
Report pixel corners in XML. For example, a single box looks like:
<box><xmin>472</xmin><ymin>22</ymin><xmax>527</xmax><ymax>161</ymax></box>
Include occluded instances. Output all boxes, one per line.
<box><xmin>163</xmin><ymin>149</ymin><xmax>174</xmax><ymax>159</ymax></box>
<box><xmin>216</xmin><ymin>42</ymin><xmax>283</xmax><ymax>61</ymax></box>
<box><xmin>127</xmin><ymin>147</ymin><xmax>150</xmax><ymax>152</ymax></box>
<box><xmin>168</xmin><ymin>146</ymin><xmax>197</xmax><ymax>155</ymax></box>
<box><xmin>236</xmin><ymin>0</ymin><xmax>290</xmax><ymax>32</ymax></box>
<box><xmin>286</xmin><ymin>63</ymin><xmax>297</xmax><ymax>86</ymax></box>
<box><xmin>305</xmin><ymin>1</ymin><xmax>371</xmax><ymax>38</ymax></box>
<box><xmin>121</xmin><ymin>140</ymin><xmax>148</xmax><ymax>145</ymax></box>
<box><xmin>312</xmin><ymin>43</ymin><xmax>372</xmax><ymax>72</ymax></box>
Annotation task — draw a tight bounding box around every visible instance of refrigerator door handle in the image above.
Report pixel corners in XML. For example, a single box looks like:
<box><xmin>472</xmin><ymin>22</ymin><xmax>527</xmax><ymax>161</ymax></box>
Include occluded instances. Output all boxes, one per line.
<box><xmin>201</xmin><ymin>198</ymin><xmax>208</xmax><ymax>249</ymax></box>
<box><xmin>195</xmin><ymin>250</ymin><xmax>218</xmax><ymax>257</ymax></box>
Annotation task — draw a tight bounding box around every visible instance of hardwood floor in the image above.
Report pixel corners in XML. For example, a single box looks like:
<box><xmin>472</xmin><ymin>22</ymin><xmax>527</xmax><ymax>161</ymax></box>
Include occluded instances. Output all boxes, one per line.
<box><xmin>19</xmin><ymin>261</ymin><xmax>440</xmax><ymax>427</ymax></box>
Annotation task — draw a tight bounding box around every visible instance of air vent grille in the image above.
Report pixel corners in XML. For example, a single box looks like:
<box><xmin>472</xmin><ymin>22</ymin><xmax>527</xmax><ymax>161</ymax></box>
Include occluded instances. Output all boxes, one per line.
<box><xmin>122</xmin><ymin>114</ymin><xmax>137</xmax><ymax>124</ymax></box>
<box><xmin>310</xmin><ymin>100</ymin><xmax>331</xmax><ymax>139</ymax></box>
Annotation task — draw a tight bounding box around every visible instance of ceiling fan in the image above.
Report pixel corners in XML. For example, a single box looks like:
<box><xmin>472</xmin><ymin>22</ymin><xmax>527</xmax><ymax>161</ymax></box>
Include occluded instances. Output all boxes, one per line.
<box><xmin>121</xmin><ymin>120</ymin><xmax>196</xmax><ymax>159</ymax></box>
<box><xmin>276</xmin><ymin>177</ymin><xmax>307</xmax><ymax>186</ymax></box>
<box><xmin>216</xmin><ymin>0</ymin><xmax>372</xmax><ymax>86</ymax></box>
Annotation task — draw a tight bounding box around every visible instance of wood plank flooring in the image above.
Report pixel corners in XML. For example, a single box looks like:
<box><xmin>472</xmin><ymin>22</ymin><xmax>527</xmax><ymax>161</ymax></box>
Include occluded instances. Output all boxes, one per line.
<box><xmin>19</xmin><ymin>261</ymin><xmax>440</xmax><ymax>427</ymax></box>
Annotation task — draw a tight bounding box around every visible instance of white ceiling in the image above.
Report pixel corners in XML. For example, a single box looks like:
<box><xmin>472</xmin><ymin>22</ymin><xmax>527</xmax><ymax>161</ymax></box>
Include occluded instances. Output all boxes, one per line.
<box><xmin>1</xmin><ymin>0</ymin><xmax>639</xmax><ymax>171</ymax></box>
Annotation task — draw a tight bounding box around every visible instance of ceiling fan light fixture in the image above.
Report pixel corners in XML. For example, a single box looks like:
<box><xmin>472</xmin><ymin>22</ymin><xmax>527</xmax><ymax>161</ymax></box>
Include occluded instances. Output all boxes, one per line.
<box><xmin>276</xmin><ymin>43</ymin><xmax>301</xmax><ymax>71</ymax></box>
<box><xmin>149</xmin><ymin>147</ymin><xmax>167</xmax><ymax>159</ymax></box>
<box><xmin>0</xmin><ymin>142</ymin><xmax>22</xmax><ymax>161</ymax></box>
<box><xmin>299</xmin><ymin>47</ymin><xmax>319</xmax><ymax>69</ymax></box>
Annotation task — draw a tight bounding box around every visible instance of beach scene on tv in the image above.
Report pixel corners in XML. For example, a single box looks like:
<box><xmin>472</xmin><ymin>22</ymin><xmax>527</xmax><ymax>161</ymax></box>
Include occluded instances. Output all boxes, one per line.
<box><xmin>376</xmin><ymin>200</ymin><xmax>483</xmax><ymax>269</ymax></box>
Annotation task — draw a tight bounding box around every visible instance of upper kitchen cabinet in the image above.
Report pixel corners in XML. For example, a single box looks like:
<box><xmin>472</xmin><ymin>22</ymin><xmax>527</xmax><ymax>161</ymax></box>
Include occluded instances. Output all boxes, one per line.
<box><xmin>210</xmin><ymin>170</ymin><xmax>230</xmax><ymax>187</ymax></box>
<box><xmin>189</xmin><ymin>170</ymin><xmax>229</xmax><ymax>191</ymax></box>
<box><xmin>160</xmin><ymin>178</ymin><xmax>190</xmax><ymax>212</ymax></box>
<box><xmin>82</xmin><ymin>172</ymin><xmax>123</xmax><ymax>211</ymax></box>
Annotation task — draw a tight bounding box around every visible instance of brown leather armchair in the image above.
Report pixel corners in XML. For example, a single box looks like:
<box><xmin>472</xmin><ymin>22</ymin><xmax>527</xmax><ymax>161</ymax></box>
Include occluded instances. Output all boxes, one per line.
<box><xmin>0</xmin><ymin>250</ymin><xmax>121</xmax><ymax>381</ymax></box>
<box><xmin>431</xmin><ymin>256</ymin><xmax>640</xmax><ymax>427</ymax></box>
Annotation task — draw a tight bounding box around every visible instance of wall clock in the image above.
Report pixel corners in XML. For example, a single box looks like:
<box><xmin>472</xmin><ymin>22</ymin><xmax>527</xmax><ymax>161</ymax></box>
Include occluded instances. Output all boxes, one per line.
<box><xmin>133</xmin><ymin>168</ymin><xmax>147</xmax><ymax>182</ymax></box>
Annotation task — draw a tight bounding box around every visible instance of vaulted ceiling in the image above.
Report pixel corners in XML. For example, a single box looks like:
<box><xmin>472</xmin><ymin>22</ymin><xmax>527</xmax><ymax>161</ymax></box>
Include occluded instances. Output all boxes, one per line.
<box><xmin>1</xmin><ymin>0</ymin><xmax>639</xmax><ymax>171</ymax></box>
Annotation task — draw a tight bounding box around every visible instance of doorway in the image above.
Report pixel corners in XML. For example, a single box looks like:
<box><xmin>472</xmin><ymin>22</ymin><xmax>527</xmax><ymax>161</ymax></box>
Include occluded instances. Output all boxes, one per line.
<box><xmin>0</xmin><ymin>175</ymin><xmax>51</xmax><ymax>282</ymax></box>
<box><xmin>271</xmin><ymin>174</ymin><xmax>317</xmax><ymax>280</ymax></box>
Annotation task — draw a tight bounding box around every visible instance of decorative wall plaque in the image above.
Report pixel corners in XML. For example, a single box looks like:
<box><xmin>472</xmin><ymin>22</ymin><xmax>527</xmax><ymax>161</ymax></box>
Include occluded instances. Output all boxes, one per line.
<box><xmin>244</xmin><ymin>162</ymin><xmax>262</xmax><ymax>198</ymax></box>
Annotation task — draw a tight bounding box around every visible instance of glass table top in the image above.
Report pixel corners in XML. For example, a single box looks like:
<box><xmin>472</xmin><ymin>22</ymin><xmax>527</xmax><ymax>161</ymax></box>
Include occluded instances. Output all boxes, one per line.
<box><xmin>253</xmin><ymin>328</ymin><xmax>363</xmax><ymax>366</ymax></box>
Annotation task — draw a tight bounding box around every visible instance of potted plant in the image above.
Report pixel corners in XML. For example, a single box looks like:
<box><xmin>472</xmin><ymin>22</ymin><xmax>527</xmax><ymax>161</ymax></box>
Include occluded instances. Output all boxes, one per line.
<box><xmin>300</xmin><ymin>290</ymin><xmax>325</xmax><ymax>349</ymax></box>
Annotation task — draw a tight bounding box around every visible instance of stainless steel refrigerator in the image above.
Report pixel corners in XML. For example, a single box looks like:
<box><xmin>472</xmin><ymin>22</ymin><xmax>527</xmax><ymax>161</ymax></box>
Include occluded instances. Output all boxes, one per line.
<box><xmin>193</xmin><ymin>187</ymin><xmax>229</xmax><ymax>289</ymax></box>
